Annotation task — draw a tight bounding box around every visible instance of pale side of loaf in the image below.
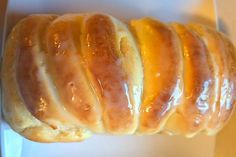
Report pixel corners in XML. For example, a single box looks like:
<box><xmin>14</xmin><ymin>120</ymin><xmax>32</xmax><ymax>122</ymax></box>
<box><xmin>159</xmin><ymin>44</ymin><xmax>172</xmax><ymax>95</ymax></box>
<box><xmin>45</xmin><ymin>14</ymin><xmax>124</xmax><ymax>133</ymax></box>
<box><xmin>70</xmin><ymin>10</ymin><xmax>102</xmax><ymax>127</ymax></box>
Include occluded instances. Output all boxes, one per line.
<box><xmin>2</xmin><ymin>13</ymin><xmax>236</xmax><ymax>142</ymax></box>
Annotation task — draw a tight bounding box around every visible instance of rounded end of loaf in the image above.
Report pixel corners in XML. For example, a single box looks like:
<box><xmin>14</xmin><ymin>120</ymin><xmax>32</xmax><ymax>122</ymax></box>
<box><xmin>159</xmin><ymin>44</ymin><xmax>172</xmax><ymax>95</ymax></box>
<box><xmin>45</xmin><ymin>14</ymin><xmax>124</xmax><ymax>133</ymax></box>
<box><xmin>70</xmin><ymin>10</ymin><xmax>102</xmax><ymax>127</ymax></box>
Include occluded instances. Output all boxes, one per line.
<box><xmin>2</xmin><ymin>15</ymin><xmax>92</xmax><ymax>142</ymax></box>
<box><xmin>2</xmin><ymin>13</ymin><xmax>143</xmax><ymax>142</ymax></box>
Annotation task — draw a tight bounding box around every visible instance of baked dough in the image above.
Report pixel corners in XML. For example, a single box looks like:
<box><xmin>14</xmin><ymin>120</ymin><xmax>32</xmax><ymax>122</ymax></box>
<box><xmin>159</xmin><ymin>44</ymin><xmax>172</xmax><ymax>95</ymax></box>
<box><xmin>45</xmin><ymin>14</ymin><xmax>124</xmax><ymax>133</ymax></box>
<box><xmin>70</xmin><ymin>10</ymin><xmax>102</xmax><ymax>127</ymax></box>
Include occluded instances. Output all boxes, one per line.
<box><xmin>2</xmin><ymin>13</ymin><xmax>236</xmax><ymax>142</ymax></box>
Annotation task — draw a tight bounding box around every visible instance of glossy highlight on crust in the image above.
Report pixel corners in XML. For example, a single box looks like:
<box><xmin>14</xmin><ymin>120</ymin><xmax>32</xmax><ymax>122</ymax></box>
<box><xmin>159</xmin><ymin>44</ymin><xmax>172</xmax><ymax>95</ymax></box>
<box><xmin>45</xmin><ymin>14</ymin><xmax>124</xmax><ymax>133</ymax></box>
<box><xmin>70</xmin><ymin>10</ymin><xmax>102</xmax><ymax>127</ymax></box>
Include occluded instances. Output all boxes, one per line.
<box><xmin>81</xmin><ymin>14</ymin><xmax>137</xmax><ymax>133</ymax></box>
<box><xmin>167</xmin><ymin>23</ymin><xmax>215</xmax><ymax>136</ymax></box>
<box><xmin>187</xmin><ymin>24</ymin><xmax>232</xmax><ymax>134</ymax></box>
<box><xmin>44</xmin><ymin>15</ymin><xmax>103</xmax><ymax>132</ymax></box>
<box><xmin>130</xmin><ymin>18</ymin><xmax>183</xmax><ymax>134</ymax></box>
<box><xmin>2</xmin><ymin>13</ymin><xmax>236</xmax><ymax>142</ymax></box>
<box><xmin>15</xmin><ymin>15</ymin><xmax>75</xmax><ymax>127</ymax></box>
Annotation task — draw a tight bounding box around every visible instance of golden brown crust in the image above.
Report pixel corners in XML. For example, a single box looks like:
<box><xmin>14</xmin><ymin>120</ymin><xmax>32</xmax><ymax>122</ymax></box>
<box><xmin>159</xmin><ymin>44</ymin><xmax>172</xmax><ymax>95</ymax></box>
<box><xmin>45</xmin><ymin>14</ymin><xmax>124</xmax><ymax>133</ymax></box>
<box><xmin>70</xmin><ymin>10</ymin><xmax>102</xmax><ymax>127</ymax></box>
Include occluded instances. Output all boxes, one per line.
<box><xmin>81</xmin><ymin>14</ymin><xmax>141</xmax><ymax>134</ymax></box>
<box><xmin>167</xmin><ymin>23</ymin><xmax>215</xmax><ymax>136</ymax></box>
<box><xmin>218</xmin><ymin>33</ymin><xmax>236</xmax><ymax>128</ymax></box>
<box><xmin>2</xmin><ymin>15</ymin><xmax>91</xmax><ymax>142</ymax></box>
<box><xmin>83</xmin><ymin>14</ymin><xmax>131</xmax><ymax>133</ymax></box>
<box><xmin>44</xmin><ymin>15</ymin><xmax>103</xmax><ymax>132</ymax></box>
<box><xmin>16</xmin><ymin>15</ymin><xmax>60</xmax><ymax>125</ymax></box>
<box><xmin>2</xmin><ymin>13</ymin><xmax>236</xmax><ymax>142</ymax></box>
<box><xmin>130</xmin><ymin>18</ymin><xmax>183</xmax><ymax>134</ymax></box>
<box><xmin>187</xmin><ymin>24</ymin><xmax>231</xmax><ymax>134</ymax></box>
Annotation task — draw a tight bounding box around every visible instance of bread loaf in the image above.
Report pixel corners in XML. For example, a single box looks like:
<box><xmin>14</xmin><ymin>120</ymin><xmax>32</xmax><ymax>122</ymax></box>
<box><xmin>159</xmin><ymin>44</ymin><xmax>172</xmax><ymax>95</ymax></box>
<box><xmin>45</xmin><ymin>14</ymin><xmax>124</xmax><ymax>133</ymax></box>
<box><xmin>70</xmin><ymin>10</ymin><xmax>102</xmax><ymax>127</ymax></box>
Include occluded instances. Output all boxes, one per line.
<box><xmin>2</xmin><ymin>13</ymin><xmax>236</xmax><ymax>142</ymax></box>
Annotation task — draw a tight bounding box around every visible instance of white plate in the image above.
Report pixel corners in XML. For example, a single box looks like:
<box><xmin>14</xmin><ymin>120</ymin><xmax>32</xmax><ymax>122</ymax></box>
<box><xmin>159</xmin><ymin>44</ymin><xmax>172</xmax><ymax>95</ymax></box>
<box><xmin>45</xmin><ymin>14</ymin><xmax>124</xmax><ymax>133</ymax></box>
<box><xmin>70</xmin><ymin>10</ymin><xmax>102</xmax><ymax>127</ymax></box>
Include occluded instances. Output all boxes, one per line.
<box><xmin>1</xmin><ymin>0</ymin><xmax>216</xmax><ymax>157</ymax></box>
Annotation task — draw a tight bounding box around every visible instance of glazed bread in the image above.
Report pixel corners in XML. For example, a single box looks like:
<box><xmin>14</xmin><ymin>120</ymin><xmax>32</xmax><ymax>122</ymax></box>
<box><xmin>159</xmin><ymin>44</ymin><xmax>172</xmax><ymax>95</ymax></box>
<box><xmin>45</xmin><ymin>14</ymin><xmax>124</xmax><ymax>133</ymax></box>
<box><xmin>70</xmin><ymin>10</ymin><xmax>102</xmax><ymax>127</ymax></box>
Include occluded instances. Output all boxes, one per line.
<box><xmin>2</xmin><ymin>13</ymin><xmax>236</xmax><ymax>142</ymax></box>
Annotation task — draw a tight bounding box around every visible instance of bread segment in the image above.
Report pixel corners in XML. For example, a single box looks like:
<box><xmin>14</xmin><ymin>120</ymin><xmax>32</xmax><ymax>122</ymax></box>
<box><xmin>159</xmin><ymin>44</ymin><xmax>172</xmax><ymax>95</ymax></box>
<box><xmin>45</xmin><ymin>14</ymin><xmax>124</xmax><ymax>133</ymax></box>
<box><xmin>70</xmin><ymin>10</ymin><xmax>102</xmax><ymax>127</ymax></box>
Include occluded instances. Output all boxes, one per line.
<box><xmin>16</xmin><ymin>15</ymin><xmax>85</xmax><ymax>130</ymax></box>
<box><xmin>187</xmin><ymin>24</ymin><xmax>230</xmax><ymax>134</ymax></box>
<box><xmin>44</xmin><ymin>14</ymin><xmax>103</xmax><ymax>132</ymax></box>
<box><xmin>218</xmin><ymin>34</ymin><xmax>236</xmax><ymax>129</ymax></box>
<box><xmin>130</xmin><ymin>18</ymin><xmax>183</xmax><ymax>134</ymax></box>
<box><xmin>166</xmin><ymin>23</ymin><xmax>215</xmax><ymax>136</ymax></box>
<box><xmin>81</xmin><ymin>14</ymin><xmax>143</xmax><ymax>134</ymax></box>
<box><xmin>2</xmin><ymin>15</ymin><xmax>91</xmax><ymax>142</ymax></box>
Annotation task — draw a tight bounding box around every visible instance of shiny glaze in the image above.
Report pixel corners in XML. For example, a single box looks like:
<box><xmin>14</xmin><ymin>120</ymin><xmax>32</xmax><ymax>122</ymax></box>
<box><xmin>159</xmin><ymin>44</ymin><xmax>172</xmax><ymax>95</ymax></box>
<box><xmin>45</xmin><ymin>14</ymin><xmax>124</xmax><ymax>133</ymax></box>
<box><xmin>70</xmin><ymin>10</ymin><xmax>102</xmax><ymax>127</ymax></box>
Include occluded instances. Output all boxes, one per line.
<box><xmin>171</xmin><ymin>23</ymin><xmax>214</xmax><ymax>134</ymax></box>
<box><xmin>82</xmin><ymin>14</ymin><xmax>134</xmax><ymax>133</ymax></box>
<box><xmin>112</xmin><ymin>17</ymin><xmax>143</xmax><ymax>132</ymax></box>
<box><xmin>7</xmin><ymin>13</ymin><xmax>236</xmax><ymax>139</ymax></box>
<box><xmin>16</xmin><ymin>15</ymin><xmax>73</xmax><ymax>128</ymax></box>
<box><xmin>188</xmin><ymin>24</ymin><xmax>230</xmax><ymax>133</ymax></box>
<box><xmin>45</xmin><ymin>15</ymin><xmax>102</xmax><ymax>131</ymax></box>
<box><xmin>130</xmin><ymin>18</ymin><xmax>183</xmax><ymax>133</ymax></box>
<box><xmin>219</xmin><ymin>35</ymin><xmax>236</xmax><ymax>126</ymax></box>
